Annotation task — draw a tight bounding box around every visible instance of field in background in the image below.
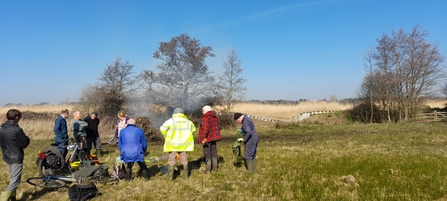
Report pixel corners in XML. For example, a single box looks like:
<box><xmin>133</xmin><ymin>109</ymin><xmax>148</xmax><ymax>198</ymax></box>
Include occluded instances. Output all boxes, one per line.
<box><xmin>0</xmin><ymin>99</ymin><xmax>445</xmax><ymax>140</ymax></box>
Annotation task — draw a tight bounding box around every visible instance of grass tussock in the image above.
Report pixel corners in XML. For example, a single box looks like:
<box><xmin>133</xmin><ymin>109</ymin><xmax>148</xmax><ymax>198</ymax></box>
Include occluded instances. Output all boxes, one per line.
<box><xmin>1</xmin><ymin>122</ymin><xmax>447</xmax><ymax>200</ymax></box>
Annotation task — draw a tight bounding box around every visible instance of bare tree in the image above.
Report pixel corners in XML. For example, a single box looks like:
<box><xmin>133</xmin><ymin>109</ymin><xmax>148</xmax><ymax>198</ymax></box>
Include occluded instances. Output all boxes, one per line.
<box><xmin>360</xmin><ymin>26</ymin><xmax>446</xmax><ymax>122</ymax></box>
<box><xmin>77</xmin><ymin>84</ymin><xmax>104</xmax><ymax>114</ymax></box>
<box><xmin>140</xmin><ymin>33</ymin><xmax>216</xmax><ymax>110</ymax></box>
<box><xmin>218</xmin><ymin>48</ymin><xmax>247</xmax><ymax>113</ymax></box>
<box><xmin>92</xmin><ymin>57</ymin><xmax>136</xmax><ymax>117</ymax></box>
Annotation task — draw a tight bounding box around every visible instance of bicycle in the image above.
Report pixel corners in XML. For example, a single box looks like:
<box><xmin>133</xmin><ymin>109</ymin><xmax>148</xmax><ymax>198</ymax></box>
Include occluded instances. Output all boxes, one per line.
<box><xmin>26</xmin><ymin>174</ymin><xmax>117</xmax><ymax>189</ymax></box>
<box><xmin>37</xmin><ymin>138</ymin><xmax>98</xmax><ymax>177</ymax></box>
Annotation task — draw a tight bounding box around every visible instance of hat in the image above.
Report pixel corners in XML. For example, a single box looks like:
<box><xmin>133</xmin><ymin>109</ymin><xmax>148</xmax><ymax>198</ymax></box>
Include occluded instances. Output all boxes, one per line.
<box><xmin>173</xmin><ymin>107</ymin><xmax>184</xmax><ymax>114</ymax></box>
<box><xmin>234</xmin><ymin>113</ymin><xmax>243</xmax><ymax>120</ymax></box>
<box><xmin>91</xmin><ymin>112</ymin><xmax>98</xmax><ymax>116</ymax></box>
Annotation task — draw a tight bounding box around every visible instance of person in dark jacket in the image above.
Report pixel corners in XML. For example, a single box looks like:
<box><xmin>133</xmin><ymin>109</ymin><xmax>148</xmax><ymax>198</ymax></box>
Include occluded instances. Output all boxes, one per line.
<box><xmin>0</xmin><ymin>109</ymin><xmax>30</xmax><ymax>200</ymax></box>
<box><xmin>234</xmin><ymin>113</ymin><xmax>259</xmax><ymax>173</ymax></box>
<box><xmin>54</xmin><ymin>109</ymin><xmax>69</xmax><ymax>159</ymax></box>
<box><xmin>198</xmin><ymin>105</ymin><xmax>222</xmax><ymax>173</ymax></box>
<box><xmin>84</xmin><ymin>112</ymin><xmax>101</xmax><ymax>157</ymax></box>
<box><xmin>118</xmin><ymin>118</ymin><xmax>149</xmax><ymax>180</ymax></box>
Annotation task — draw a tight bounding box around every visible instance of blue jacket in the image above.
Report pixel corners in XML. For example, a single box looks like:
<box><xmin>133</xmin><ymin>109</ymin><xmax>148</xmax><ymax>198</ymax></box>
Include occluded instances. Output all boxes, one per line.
<box><xmin>118</xmin><ymin>125</ymin><xmax>147</xmax><ymax>163</ymax></box>
<box><xmin>54</xmin><ymin>115</ymin><xmax>68</xmax><ymax>143</ymax></box>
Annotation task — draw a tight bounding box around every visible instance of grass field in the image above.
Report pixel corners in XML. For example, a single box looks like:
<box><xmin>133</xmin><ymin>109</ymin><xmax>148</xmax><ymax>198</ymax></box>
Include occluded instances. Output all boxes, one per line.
<box><xmin>2</xmin><ymin>121</ymin><xmax>447</xmax><ymax>200</ymax></box>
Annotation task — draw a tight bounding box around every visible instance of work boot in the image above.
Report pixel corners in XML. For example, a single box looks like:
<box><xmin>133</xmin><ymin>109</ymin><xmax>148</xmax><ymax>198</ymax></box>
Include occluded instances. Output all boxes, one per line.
<box><xmin>0</xmin><ymin>191</ymin><xmax>12</xmax><ymax>201</ymax></box>
<box><xmin>126</xmin><ymin>167</ymin><xmax>132</xmax><ymax>180</ymax></box>
<box><xmin>202</xmin><ymin>159</ymin><xmax>212</xmax><ymax>173</ymax></box>
<box><xmin>252</xmin><ymin>158</ymin><xmax>257</xmax><ymax>172</ymax></box>
<box><xmin>245</xmin><ymin>159</ymin><xmax>254</xmax><ymax>173</ymax></box>
<box><xmin>96</xmin><ymin>149</ymin><xmax>101</xmax><ymax>158</ymax></box>
<box><xmin>211</xmin><ymin>157</ymin><xmax>218</xmax><ymax>172</ymax></box>
<box><xmin>167</xmin><ymin>165</ymin><xmax>174</xmax><ymax>180</ymax></box>
<box><xmin>10</xmin><ymin>191</ymin><xmax>16</xmax><ymax>201</ymax></box>
<box><xmin>183</xmin><ymin>165</ymin><xmax>189</xmax><ymax>179</ymax></box>
<box><xmin>141</xmin><ymin>169</ymin><xmax>149</xmax><ymax>181</ymax></box>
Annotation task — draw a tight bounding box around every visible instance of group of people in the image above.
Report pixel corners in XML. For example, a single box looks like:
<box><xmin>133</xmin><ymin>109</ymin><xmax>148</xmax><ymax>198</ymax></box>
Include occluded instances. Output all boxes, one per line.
<box><xmin>54</xmin><ymin>109</ymin><xmax>102</xmax><ymax>160</ymax></box>
<box><xmin>0</xmin><ymin>106</ymin><xmax>259</xmax><ymax>200</ymax></box>
<box><xmin>117</xmin><ymin>105</ymin><xmax>260</xmax><ymax>180</ymax></box>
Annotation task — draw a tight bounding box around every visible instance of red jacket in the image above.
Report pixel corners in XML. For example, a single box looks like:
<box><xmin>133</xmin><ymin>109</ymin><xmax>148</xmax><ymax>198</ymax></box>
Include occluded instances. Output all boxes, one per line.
<box><xmin>198</xmin><ymin>111</ymin><xmax>222</xmax><ymax>143</ymax></box>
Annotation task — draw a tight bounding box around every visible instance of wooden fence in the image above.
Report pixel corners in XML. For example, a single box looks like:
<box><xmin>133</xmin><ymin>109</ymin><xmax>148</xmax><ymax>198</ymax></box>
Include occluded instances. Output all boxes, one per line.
<box><xmin>415</xmin><ymin>111</ymin><xmax>447</xmax><ymax>122</ymax></box>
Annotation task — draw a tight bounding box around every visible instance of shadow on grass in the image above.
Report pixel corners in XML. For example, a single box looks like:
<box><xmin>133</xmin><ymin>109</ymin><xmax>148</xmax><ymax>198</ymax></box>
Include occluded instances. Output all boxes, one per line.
<box><xmin>21</xmin><ymin>187</ymin><xmax>67</xmax><ymax>201</ymax></box>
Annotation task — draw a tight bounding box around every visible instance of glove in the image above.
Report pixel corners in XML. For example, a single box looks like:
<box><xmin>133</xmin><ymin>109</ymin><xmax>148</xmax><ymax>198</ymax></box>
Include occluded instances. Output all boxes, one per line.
<box><xmin>237</xmin><ymin>138</ymin><xmax>244</xmax><ymax>142</ymax></box>
<box><xmin>237</xmin><ymin>129</ymin><xmax>242</xmax><ymax>134</ymax></box>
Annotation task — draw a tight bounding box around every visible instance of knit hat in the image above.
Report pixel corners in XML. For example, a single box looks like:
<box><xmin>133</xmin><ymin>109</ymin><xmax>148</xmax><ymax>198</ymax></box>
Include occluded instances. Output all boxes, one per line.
<box><xmin>173</xmin><ymin>107</ymin><xmax>184</xmax><ymax>114</ymax></box>
<box><xmin>234</xmin><ymin>113</ymin><xmax>243</xmax><ymax>120</ymax></box>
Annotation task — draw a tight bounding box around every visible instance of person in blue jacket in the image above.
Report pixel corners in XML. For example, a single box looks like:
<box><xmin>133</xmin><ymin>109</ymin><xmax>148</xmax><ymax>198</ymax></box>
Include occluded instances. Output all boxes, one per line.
<box><xmin>54</xmin><ymin>109</ymin><xmax>69</xmax><ymax>159</ymax></box>
<box><xmin>118</xmin><ymin>118</ymin><xmax>149</xmax><ymax>180</ymax></box>
<box><xmin>234</xmin><ymin>113</ymin><xmax>259</xmax><ymax>173</ymax></box>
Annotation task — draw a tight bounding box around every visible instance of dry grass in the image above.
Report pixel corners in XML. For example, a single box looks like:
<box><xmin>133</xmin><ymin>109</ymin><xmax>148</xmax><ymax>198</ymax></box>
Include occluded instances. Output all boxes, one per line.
<box><xmin>230</xmin><ymin>101</ymin><xmax>353</xmax><ymax>120</ymax></box>
<box><xmin>424</xmin><ymin>99</ymin><xmax>447</xmax><ymax>108</ymax></box>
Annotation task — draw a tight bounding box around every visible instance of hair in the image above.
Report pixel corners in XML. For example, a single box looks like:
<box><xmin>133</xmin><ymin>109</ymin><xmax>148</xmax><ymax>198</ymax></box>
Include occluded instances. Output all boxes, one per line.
<box><xmin>61</xmin><ymin>109</ymin><xmax>69</xmax><ymax>114</ymax></box>
<box><xmin>117</xmin><ymin>111</ymin><xmax>127</xmax><ymax>118</ymax></box>
<box><xmin>203</xmin><ymin>105</ymin><xmax>212</xmax><ymax>112</ymax></box>
<box><xmin>73</xmin><ymin>111</ymin><xmax>80</xmax><ymax>117</ymax></box>
<box><xmin>127</xmin><ymin>118</ymin><xmax>136</xmax><ymax>125</ymax></box>
<box><xmin>6</xmin><ymin>109</ymin><xmax>22</xmax><ymax>120</ymax></box>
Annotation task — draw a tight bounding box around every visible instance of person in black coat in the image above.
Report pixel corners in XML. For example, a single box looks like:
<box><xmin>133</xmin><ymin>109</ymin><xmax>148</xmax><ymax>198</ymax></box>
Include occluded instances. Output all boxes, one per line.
<box><xmin>84</xmin><ymin>112</ymin><xmax>101</xmax><ymax>157</ymax></box>
<box><xmin>0</xmin><ymin>109</ymin><xmax>30</xmax><ymax>200</ymax></box>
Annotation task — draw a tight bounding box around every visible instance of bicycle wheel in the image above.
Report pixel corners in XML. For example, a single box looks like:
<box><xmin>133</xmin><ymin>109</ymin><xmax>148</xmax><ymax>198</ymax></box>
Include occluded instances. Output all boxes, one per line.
<box><xmin>26</xmin><ymin>177</ymin><xmax>66</xmax><ymax>189</ymax></box>
<box><xmin>87</xmin><ymin>175</ymin><xmax>118</xmax><ymax>184</ymax></box>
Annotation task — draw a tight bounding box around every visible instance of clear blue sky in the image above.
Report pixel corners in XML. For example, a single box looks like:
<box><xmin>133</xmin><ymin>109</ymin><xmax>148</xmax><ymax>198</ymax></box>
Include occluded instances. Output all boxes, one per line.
<box><xmin>1</xmin><ymin>0</ymin><xmax>446</xmax><ymax>105</ymax></box>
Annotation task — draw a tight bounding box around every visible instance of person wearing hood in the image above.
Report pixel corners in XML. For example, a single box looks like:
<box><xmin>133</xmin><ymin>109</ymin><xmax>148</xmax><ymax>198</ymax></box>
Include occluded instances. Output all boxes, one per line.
<box><xmin>160</xmin><ymin>108</ymin><xmax>196</xmax><ymax>180</ymax></box>
<box><xmin>0</xmin><ymin>109</ymin><xmax>30</xmax><ymax>201</ymax></box>
<box><xmin>198</xmin><ymin>105</ymin><xmax>222</xmax><ymax>173</ymax></box>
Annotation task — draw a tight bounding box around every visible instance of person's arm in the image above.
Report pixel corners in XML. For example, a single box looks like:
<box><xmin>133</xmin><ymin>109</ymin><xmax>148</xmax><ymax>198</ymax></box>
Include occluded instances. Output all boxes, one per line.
<box><xmin>16</xmin><ymin>128</ymin><xmax>30</xmax><ymax>148</ymax></box>
<box><xmin>241</xmin><ymin>120</ymin><xmax>253</xmax><ymax>142</ymax></box>
<box><xmin>140</xmin><ymin>129</ymin><xmax>147</xmax><ymax>153</ymax></box>
<box><xmin>72</xmin><ymin>121</ymin><xmax>80</xmax><ymax>138</ymax></box>
<box><xmin>159</xmin><ymin>119</ymin><xmax>171</xmax><ymax>137</ymax></box>
<box><xmin>54</xmin><ymin>118</ymin><xmax>61</xmax><ymax>136</ymax></box>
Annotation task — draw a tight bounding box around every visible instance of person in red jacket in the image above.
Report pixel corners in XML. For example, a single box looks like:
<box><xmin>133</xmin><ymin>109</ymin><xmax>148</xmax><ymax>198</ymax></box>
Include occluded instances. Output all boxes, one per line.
<box><xmin>198</xmin><ymin>105</ymin><xmax>222</xmax><ymax>173</ymax></box>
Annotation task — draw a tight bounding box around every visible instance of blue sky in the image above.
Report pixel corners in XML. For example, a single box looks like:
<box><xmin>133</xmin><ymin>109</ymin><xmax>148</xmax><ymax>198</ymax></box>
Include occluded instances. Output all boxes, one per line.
<box><xmin>1</xmin><ymin>0</ymin><xmax>446</xmax><ymax>105</ymax></box>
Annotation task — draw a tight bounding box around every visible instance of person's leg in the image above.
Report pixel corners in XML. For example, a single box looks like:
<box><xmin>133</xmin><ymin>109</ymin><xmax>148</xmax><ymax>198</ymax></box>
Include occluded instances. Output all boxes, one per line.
<box><xmin>94</xmin><ymin>137</ymin><xmax>102</xmax><ymax>157</ymax></box>
<box><xmin>244</xmin><ymin>141</ymin><xmax>256</xmax><ymax>172</ymax></box>
<box><xmin>2</xmin><ymin>163</ymin><xmax>23</xmax><ymax>201</ymax></box>
<box><xmin>58</xmin><ymin>141</ymin><xmax>68</xmax><ymax>160</ymax></box>
<box><xmin>85</xmin><ymin>138</ymin><xmax>94</xmax><ymax>156</ymax></box>
<box><xmin>202</xmin><ymin>144</ymin><xmax>212</xmax><ymax>173</ymax></box>
<box><xmin>137</xmin><ymin>161</ymin><xmax>149</xmax><ymax>180</ymax></box>
<box><xmin>179</xmin><ymin>152</ymin><xmax>189</xmax><ymax>179</ymax></box>
<box><xmin>210</xmin><ymin>141</ymin><xmax>218</xmax><ymax>172</ymax></box>
<box><xmin>167</xmin><ymin>152</ymin><xmax>176</xmax><ymax>180</ymax></box>
<box><xmin>126</xmin><ymin>162</ymin><xmax>134</xmax><ymax>180</ymax></box>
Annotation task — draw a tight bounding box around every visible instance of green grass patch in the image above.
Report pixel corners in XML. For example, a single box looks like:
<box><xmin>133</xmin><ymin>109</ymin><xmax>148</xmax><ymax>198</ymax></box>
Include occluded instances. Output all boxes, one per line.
<box><xmin>1</xmin><ymin>122</ymin><xmax>447</xmax><ymax>200</ymax></box>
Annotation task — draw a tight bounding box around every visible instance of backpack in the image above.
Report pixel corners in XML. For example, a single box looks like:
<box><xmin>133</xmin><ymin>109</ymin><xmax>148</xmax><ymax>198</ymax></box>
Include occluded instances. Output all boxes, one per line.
<box><xmin>45</xmin><ymin>152</ymin><xmax>62</xmax><ymax>168</ymax></box>
<box><xmin>112</xmin><ymin>163</ymin><xmax>126</xmax><ymax>180</ymax></box>
<box><xmin>68</xmin><ymin>183</ymin><xmax>99</xmax><ymax>201</ymax></box>
<box><xmin>73</xmin><ymin>165</ymin><xmax>109</xmax><ymax>182</ymax></box>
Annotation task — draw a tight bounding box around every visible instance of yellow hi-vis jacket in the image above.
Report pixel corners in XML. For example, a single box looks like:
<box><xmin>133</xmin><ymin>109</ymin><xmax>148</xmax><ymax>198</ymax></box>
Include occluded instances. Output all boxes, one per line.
<box><xmin>160</xmin><ymin>113</ymin><xmax>196</xmax><ymax>152</ymax></box>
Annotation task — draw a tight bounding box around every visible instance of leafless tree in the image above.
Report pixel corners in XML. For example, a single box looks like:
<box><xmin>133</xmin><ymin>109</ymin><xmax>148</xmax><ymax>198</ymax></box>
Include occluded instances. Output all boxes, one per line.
<box><xmin>360</xmin><ymin>26</ymin><xmax>446</xmax><ymax>122</ymax></box>
<box><xmin>140</xmin><ymin>33</ymin><xmax>216</xmax><ymax>110</ymax></box>
<box><xmin>77</xmin><ymin>57</ymin><xmax>136</xmax><ymax>117</ymax></box>
<box><xmin>218</xmin><ymin>48</ymin><xmax>247</xmax><ymax>113</ymax></box>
